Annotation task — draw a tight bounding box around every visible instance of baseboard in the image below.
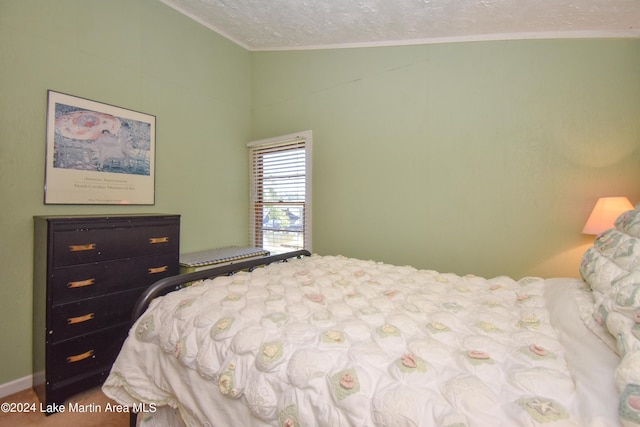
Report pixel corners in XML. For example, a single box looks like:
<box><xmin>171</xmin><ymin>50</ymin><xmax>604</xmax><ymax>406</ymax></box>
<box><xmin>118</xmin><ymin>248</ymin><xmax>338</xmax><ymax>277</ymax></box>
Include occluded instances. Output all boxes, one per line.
<box><xmin>0</xmin><ymin>375</ymin><xmax>32</xmax><ymax>399</ymax></box>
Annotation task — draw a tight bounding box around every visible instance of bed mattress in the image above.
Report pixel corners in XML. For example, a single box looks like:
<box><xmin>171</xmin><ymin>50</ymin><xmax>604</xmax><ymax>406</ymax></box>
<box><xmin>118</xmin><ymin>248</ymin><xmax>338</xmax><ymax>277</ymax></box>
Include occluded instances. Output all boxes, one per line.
<box><xmin>103</xmin><ymin>254</ymin><xmax>620</xmax><ymax>427</ymax></box>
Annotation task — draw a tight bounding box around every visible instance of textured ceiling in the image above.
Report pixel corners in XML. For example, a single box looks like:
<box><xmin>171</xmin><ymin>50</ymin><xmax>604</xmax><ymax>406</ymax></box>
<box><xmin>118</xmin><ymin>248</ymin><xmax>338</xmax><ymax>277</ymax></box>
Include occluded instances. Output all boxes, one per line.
<box><xmin>161</xmin><ymin>0</ymin><xmax>640</xmax><ymax>51</ymax></box>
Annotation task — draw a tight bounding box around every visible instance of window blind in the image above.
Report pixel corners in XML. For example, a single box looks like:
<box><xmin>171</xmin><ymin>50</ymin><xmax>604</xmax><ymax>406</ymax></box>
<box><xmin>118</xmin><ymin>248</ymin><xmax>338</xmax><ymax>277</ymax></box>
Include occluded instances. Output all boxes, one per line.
<box><xmin>249</xmin><ymin>133</ymin><xmax>311</xmax><ymax>254</ymax></box>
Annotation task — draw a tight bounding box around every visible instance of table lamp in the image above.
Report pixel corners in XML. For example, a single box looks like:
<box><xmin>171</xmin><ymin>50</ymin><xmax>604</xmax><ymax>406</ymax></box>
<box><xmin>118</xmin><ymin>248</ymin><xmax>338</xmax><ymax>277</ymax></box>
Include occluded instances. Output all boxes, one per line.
<box><xmin>582</xmin><ymin>196</ymin><xmax>634</xmax><ymax>235</ymax></box>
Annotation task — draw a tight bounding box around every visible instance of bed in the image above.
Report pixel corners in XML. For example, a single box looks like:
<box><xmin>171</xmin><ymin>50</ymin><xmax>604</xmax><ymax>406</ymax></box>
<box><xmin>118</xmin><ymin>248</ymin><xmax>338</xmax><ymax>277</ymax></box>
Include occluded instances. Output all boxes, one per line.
<box><xmin>103</xmin><ymin>205</ymin><xmax>640</xmax><ymax>427</ymax></box>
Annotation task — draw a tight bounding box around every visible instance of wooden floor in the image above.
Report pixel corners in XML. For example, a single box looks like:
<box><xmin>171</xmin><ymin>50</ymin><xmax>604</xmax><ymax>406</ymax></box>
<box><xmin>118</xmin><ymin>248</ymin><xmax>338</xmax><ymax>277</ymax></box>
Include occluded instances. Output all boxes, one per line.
<box><xmin>0</xmin><ymin>387</ymin><xmax>128</xmax><ymax>427</ymax></box>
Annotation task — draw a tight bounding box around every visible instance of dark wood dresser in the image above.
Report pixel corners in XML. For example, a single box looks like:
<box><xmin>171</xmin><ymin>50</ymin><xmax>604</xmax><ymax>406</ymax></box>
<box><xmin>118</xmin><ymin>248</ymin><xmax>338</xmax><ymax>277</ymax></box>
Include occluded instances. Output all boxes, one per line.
<box><xmin>32</xmin><ymin>214</ymin><xmax>180</xmax><ymax>411</ymax></box>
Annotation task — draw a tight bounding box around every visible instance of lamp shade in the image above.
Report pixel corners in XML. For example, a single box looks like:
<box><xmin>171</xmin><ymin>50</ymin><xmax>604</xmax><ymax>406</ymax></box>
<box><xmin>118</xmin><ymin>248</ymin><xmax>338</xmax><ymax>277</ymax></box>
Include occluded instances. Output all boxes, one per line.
<box><xmin>582</xmin><ymin>197</ymin><xmax>634</xmax><ymax>235</ymax></box>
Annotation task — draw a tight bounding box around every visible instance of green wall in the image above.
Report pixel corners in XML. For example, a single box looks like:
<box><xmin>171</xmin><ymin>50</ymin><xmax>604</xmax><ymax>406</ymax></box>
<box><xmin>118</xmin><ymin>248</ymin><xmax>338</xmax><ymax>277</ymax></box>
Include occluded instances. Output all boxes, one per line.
<box><xmin>0</xmin><ymin>0</ymin><xmax>251</xmax><ymax>385</ymax></box>
<box><xmin>251</xmin><ymin>40</ymin><xmax>640</xmax><ymax>278</ymax></box>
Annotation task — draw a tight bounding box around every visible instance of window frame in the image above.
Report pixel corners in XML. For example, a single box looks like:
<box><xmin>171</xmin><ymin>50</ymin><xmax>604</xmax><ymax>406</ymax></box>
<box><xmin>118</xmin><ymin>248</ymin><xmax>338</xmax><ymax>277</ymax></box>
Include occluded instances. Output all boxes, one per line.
<box><xmin>248</xmin><ymin>130</ymin><xmax>312</xmax><ymax>253</ymax></box>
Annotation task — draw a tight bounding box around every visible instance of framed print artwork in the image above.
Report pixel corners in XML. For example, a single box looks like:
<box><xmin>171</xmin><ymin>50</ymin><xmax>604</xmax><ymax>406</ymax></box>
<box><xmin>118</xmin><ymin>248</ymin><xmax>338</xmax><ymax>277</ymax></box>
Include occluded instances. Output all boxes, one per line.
<box><xmin>45</xmin><ymin>90</ymin><xmax>156</xmax><ymax>205</ymax></box>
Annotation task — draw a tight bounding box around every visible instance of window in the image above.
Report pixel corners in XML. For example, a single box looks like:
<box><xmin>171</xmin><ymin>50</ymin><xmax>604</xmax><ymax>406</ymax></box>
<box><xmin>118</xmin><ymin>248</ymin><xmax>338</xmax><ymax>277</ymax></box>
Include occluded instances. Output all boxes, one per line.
<box><xmin>249</xmin><ymin>131</ymin><xmax>312</xmax><ymax>254</ymax></box>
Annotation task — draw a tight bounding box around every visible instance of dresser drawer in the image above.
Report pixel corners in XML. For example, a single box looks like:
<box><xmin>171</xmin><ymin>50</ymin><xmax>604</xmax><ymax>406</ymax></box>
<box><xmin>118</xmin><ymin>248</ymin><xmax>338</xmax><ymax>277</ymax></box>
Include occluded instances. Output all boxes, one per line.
<box><xmin>50</xmin><ymin>288</ymin><xmax>146</xmax><ymax>342</ymax></box>
<box><xmin>50</xmin><ymin>254</ymin><xmax>178</xmax><ymax>305</ymax></box>
<box><xmin>52</xmin><ymin>223</ymin><xmax>179</xmax><ymax>267</ymax></box>
<box><xmin>49</xmin><ymin>323</ymin><xmax>129</xmax><ymax>383</ymax></box>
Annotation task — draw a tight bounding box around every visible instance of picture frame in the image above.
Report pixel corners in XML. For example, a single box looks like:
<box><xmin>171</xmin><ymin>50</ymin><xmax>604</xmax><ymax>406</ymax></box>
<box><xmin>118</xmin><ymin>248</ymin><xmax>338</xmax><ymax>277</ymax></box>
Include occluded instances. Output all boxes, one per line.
<box><xmin>44</xmin><ymin>90</ymin><xmax>156</xmax><ymax>205</ymax></box>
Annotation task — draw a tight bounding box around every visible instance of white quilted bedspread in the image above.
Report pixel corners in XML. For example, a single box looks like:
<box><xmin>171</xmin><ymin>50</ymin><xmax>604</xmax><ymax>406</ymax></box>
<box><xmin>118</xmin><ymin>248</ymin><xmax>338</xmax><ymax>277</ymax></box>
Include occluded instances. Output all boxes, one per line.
<box><xmin>103</xmin><ymin>255</ymin><xmax>615</xmax><ymax>427</ymax></box>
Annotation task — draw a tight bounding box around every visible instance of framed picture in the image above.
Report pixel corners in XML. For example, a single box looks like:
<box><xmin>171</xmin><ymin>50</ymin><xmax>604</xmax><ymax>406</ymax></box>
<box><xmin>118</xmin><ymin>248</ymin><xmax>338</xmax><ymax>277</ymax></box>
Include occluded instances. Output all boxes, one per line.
<box><xmin>44</xmin><ymin>90</ymin><xmax>156</xmax><ymax>205</ymax></box>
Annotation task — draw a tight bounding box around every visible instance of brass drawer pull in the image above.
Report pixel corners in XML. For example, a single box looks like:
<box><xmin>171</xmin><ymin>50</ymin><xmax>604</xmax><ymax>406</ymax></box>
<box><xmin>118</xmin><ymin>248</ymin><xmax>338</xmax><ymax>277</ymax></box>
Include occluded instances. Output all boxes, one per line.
<box><xmin>69</xmin><ymin>243</ymin><xmax>96</xmax><ymax>252</ymax></box>
<box><xmin>67</xmin><ymin>313</ymin><xmax>95</xmax><ymax>325</ymax></box>
<box><xmin>66</xmin><ymin>350</ymin><xmax>94</xmax><ymax>363</ymax></box>
<box><xmin>149</xmin><ymin>237</ymin><xmax>169</xmax><ymax>244</ymax></box>
<box><xmin>148</xmin><ymin>266</ymin><xmax>168</xmax><ymax>274</ymax></box>
<box><xmin>67</xmin><ymin>278</ymin><xmax>95</xmax><ymax>288</ymax></box>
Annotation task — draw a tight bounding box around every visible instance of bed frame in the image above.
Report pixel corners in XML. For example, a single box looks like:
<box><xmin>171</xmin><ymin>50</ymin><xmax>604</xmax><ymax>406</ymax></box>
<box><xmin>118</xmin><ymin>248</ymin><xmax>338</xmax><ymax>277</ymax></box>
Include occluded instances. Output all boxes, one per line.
<box><xmin>132</xmin><ymin>249</ymin><xmax>312</xmax><ymax>322</ymax></box>
<box><xmin>127</xmin><ymin>249</ymin><xmax>311</xmax><ymax>425</ymax></box>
